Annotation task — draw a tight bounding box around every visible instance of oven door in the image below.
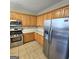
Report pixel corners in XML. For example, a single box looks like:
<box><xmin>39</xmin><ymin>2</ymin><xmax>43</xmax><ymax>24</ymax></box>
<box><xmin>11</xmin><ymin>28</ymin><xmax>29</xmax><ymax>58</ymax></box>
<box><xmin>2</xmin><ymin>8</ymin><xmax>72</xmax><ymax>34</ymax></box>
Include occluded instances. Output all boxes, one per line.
<box><xmin>11</xmin><ymin>35</ymin><xmax>22</xmax><ymax>43</ymax></box>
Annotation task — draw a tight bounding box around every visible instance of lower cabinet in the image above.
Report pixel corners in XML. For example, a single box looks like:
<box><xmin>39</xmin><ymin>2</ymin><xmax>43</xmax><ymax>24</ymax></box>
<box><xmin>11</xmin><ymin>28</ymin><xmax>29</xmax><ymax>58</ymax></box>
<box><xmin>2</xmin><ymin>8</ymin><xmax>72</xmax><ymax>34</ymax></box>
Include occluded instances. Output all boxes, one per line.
<box><xmin>23</xmin><ymin>32</ymin><xmax>44</xmax><ymax>46</ymax></box>
<box><xmin>23</xmin><ymin>32</ymin><xmax>34</xmax><ymax>43</ymax></box>
<box><xmin>34</xmin><ymin>33</ymin><xmax>44</xmax><ymax>46</ymax></box>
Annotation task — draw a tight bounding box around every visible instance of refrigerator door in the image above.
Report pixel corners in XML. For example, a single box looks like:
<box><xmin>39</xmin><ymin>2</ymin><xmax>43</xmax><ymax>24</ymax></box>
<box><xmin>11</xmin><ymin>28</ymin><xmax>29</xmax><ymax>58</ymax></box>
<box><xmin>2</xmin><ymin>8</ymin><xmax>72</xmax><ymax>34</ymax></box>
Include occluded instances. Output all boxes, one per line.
<box><xmin>43</xmin><ymin>20</ymin><xmax>52</xmax><ymax>57</ymax></box>
<box><xmin>49</xmin><ymin>18</ymin><xmax>69</xmax><ymax>59</ymax></box>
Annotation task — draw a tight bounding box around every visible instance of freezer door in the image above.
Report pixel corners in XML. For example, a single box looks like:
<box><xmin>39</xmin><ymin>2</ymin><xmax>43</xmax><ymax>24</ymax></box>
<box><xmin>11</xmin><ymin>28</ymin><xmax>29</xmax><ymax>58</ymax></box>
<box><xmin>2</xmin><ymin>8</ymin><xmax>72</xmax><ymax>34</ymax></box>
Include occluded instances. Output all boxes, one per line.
<box><xmin>49</xmin><ymin>18</ymin><xmax>69</xmax><ymax>59</ymax></box>
<box><xmin>43</xmin><ymin>20</ymin><xmax>52</xmax><ymax>57</ymax></box>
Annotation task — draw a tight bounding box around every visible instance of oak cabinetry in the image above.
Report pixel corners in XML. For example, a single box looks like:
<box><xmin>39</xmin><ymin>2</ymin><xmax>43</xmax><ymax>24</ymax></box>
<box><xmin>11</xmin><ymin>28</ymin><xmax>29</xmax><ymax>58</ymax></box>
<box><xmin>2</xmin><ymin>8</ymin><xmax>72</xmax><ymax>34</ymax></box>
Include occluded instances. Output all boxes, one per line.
<box><xmin>34</xmin><ymin>33</ymin><xmax>44</xmax><ymax>45</ymax></box>
<box><xmin>63</xmin><ymin>6</ymin><xmax>69</xmax><ymax>17</ymax></box>
<box><xmin>10</xmin><ymin>12</ymin><xmax>22</xmax><ymax>21</ymax></box>
<box><xmin>30</xmin><ymin>16</ymin><xmax>37</xmax><ymax>26</ymax></box>
<box><xmin>10</xmin><ymin>12</ymin><xmax>16</xmax><ymax>20</ymax></box>
<box><xmin>53</xmin><ymin>8</ymin><xmax>64</xmax><ymax>18</ymax></box>
<box><xmin>10</xmin><ymin>12</ymin><xmax>37</xmax><ymax>27</ymax></box>
<box><xmin>23</xmin><ymin>33</ymin><xmax>34</xmax><ymax>43</ymax></box>
<box><xmin>38</xmin><ymin>34</ymin><xmax>44</xmax><ymax>46</ymax></box>
<box><xmin>23</xmin><ymin>32</ymin><xmax>44</xmax><ymax>45</ymax></box>
<box><xmin>37</xmin><ymin>16</ymin><xmax>40</xmax><ymax>26</ymax></box>
<box><xmin>37</xmin><ymin>15</ymin><xmax>44</xmax><ymax>27</ymax></box>
<box><xmin>34</xmin><ymin>33</ymin><xmax>39</xmax><ymax>41</ymax></box>
<box><xmin>43</xmin><ymin>14</ymin><xmax>48</xmax><ymax>20</ymax></box>
<box><xmin>47</xmin><ymin>12</ymin><xmax>52</xmax><ymax>19</ymax></box>
<box><xmin>52</xmin><ymin>6</ymin><xmax>69</xmax><ymax>18</ymax></box>
<box><xmin>22</xmin><ymin>14</ymin><xmax>30</xmax><ymax>27</ymax></box>
<box><xmin>37</xmin><ymin>6</ymin><xmax>69</xmax><ymax>27</ymax></box>
<box><xmin>10</xmin><ymin>6</ymin><xmax>69</xmax><ymax>27</ymax></box>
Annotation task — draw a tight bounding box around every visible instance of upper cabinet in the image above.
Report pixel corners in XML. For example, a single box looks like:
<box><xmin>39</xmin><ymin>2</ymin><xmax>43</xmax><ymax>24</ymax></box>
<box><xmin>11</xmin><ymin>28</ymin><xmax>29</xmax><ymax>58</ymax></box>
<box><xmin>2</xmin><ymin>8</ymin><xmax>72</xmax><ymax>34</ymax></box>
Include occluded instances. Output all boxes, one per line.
<box><xmin>10</xmin><ymin>12</ymin><xmax>16</xmax><ymax>20</ymax></box>
<box><xmin>10</xmin><ymin>12</ymin><xmax>37</xmax><ymax>27</ymax></box>
<box><xmin>10</xmin><ymin>12</ymin><xmax>22</xmax><ymax>21</ymax></box>
<box><xmin>30</xmin><ymin>16</ymin><xmax>37</xmax><ymax>26</ymax></box>
<box><xmin>10</xmin><ymin>5</ymin><xmax>69</xmax><ymax>27</ymax></box>
<box><xmin>37</xmin><ymin>5</ymin><xmax>69</xmax><ymax>27</ymax></box>
<box><xmin>43</xmin><ymin>14</ymin><xmax>48</xmax><ymax>20</ymax></box>
<box><xmin>22</xmin><ymin>14</ymin><xmax>30</xmax><ymax>27</ymax></box>
<box><xmin>47</xmin><ymin>12</ymin><xmax>52</xmax><ymax>19</ymax></box>
<box><xmin>63</xmin><ymin>6</ymin><xmax>69</xmax><ymax>17</ymax></box>
<box><xmin>53</xmin><ymin>8</ymin><xmax>64</xmax><ymax>18</ymax></box>
<box><xmin>37</xmin><ymin>15</ymin><xmax>44</xmax><ymax>27</ymax></box>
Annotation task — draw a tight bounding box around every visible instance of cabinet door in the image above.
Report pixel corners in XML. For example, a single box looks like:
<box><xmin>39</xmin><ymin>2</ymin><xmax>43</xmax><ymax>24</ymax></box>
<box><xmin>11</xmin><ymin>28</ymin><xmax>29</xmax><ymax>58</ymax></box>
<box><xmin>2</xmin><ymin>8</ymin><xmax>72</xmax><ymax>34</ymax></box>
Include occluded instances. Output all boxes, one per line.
<box><xmin>34</xmin><ymin>33</ymin><xmax>44</xmax><ymax>45</ymax></box>
<box><xmin>23</xmin><ymin>33</ymin><xmax>34</xmax><ymax>43</ymax></box>
<box><xmin>63</xmin><ymin>6</ymin><xmax>69</xmax><ymax>17</ymax></box>
<box><xmin>38</xmin><ymin>34</ymin><xmax>44</xmax><ymax>45</ymax></box>
<box><xmin>14</xmin><ymin>13</ymin><xmax>22</xmax><ymax>20</ymax></box>
<box><xmin>35</xmin><ymin>33</ymin><xmax>39</xmax><ymax>43</ymax></box>
<box><xmin>22</xmin><ymin>14</ymin><xmax>30</xmax><ymax>27</ymax></box>
<box><xmin>53</xmin><ymin>8</ymin><xmax>64</xmax><ymax>18</ymax></box>
<box><xmin>10</xmin><ymin>12</ymin><xmax>22</xmax><ymax>21</ymax></box>
<box><xmin>47</xmin><ymin>12</ymin><xmax>52</xmax><ymax>19</ymax></box>
<box><xmin>37</xmin><ymin>16</ymin><xmax>40</xmax><ymax>26</ymax></box>
<box><xmin>37</xmin><ymin>15</ymin><xmax>44</xmax><ymax>27</ymax></box>
<box><xmin>10</xmin><ymin>12</ymin><xmax>17</xmax><ymax>20</ymax></box>
<box><xmin>30</xmin><ymin>16</ymin><xmax>37</xmax><ymax>26</ymax></box>
<box><xmin>43</xmin><ymin>14</ymin><xmax>48</xmax><ymax>20</ymax></box>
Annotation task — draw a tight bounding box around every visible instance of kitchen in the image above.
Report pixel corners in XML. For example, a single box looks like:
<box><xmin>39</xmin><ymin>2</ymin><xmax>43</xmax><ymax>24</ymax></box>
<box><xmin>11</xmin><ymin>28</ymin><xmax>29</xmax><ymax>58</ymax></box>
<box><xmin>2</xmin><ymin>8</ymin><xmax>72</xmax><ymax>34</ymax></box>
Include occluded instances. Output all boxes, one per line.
<box><xmin>10</xmin><ymin>0</ymin><xmax>69</xmax><ymax>59</ymax></box>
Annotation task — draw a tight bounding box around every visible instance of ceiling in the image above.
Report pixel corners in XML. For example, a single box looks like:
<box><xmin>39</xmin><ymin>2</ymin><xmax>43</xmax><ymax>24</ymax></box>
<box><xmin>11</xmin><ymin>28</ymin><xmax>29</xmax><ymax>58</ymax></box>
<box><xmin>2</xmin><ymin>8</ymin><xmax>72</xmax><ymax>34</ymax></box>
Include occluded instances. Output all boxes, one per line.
<box><xmin>10</xmin><ymin>0</ymin><xmax>64</xmax><ymax>14</ymax></box>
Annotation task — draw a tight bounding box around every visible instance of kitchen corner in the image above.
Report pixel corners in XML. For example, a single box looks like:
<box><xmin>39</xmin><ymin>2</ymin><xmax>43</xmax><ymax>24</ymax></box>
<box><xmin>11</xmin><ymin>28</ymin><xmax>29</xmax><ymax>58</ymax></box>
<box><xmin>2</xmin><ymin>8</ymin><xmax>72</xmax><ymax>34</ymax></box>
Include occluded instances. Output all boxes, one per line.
<box><xmin>22</xmin><ymin>27</ymin><xmax>44</xmax><ymax>45</ymax></box>
<box><xmin>22</xmin><ymin>27</ymin><xmax>44</xmax><ymax>36</ymax></box>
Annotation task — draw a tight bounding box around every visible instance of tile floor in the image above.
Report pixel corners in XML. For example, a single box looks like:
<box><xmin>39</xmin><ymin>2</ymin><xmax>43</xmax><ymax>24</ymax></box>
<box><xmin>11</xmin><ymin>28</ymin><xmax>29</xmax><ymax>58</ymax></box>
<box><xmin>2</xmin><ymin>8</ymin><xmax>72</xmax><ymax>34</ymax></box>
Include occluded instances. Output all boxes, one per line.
<box><xmin>10</xmin><ymin>41</ymin><xmax>47</xmax><ymax>59</ymax></box>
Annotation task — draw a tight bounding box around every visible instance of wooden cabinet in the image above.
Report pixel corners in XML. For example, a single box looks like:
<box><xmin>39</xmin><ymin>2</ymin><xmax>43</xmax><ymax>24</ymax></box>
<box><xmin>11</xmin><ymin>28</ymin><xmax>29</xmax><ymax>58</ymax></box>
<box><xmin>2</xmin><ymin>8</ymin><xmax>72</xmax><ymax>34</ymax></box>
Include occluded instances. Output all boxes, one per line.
<box><xmin>15</xmin><ymin>13</ymin><xmax>22</xmax><ymax>21</ymax></box>
<box><xmin>22</xmin><ymin>14</ymin><xmax>30</xmax><ymax>27</ymax></box>
<box><xmin>22</xmin><ymin>15</ymin><xmax>37</xmax><ymax>27</ymax></box>
<box><xmin>10</xmin><ymin>6</ymin><xmax>69</xmax><ymax>27</ymax></box>
<box><xmin>10</xmin><ymin>12</ymin><xmax>16</xmax><ymax>20</ymax></box>
<box><xmin>63</xmin><ymin>6</ymin><xmax>69</xmax><ymax>17</ymax></box>
<box><xmin>23</xmin><ymin>33</ymin><xmax>34</xmax><ymax>43</ymax></box>
<box><xmin>23</xmin><ymin>32</ymin><xmax>44</xmax><ymax>45</ymax></box>
<box><xmin>35</xmin><ymin>33</ymin><xmax>40</xmax><ymax>42</ymax></box>
<box><xmin>52</xmin><ymin>6</ymin><xmax>69</xmax><ymax>18</ymax></box>
<box><xmin>10</xmin><ymin>12</ymin><xmax>37</xmax><ymax>27</ymax></box>
<box><xmin>43</xmin><ymin>14</ymin><xmax>48</xmax><ymax>20</ymax></box>
<box><xmin>37</xmin><ymin>15</ymin><xmax>44</xmax><ymax>27</ymax></box>
<box><xmin>10</xmin><ymin>12</ymin><xmax>22</xmax><ymax>21</ymax></box>
<box><xmin>53</xmin><ymin>8</ymin><xmax>64</xmax><ymax>18</ymax></box>
<box><xmin>47</xmin><ymin>12</ymin><xmax>52</xmax><ymax>19</ymax></box>
<box><xmin>34</xmin><ymin>33</ymin><xmax>44</xmax><ymax>45</ymax></box>
<box><xmin>37</xmin><ymin>16</ymin><xmax>40</xmax><ymax>26</ymax></box>
<box><xmin>30</xmin><ymin>16</ymin><xmax>37</xmax><ymax>26</ymax></box>
<box><xmin>38</xmin><ymin>34</ymin><xmax>44</xmax><ymax>46</ymax></box>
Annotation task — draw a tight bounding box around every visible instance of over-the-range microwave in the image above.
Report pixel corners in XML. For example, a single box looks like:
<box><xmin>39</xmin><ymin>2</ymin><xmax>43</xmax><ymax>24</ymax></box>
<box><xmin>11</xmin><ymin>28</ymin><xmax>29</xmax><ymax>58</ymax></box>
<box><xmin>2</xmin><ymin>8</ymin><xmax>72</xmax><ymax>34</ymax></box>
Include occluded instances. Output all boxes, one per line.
<box><xmin>10</xmin><ymin>20</ymin><xmax>22</xmax><ymax>26</ymax></box>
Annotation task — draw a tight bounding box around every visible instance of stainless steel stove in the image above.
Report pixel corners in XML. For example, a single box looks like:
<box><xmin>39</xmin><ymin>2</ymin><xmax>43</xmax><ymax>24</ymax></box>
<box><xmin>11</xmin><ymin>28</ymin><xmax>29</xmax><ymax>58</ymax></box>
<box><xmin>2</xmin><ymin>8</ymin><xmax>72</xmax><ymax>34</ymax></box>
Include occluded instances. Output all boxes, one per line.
<box><xmin>10</xmin><ymin>20</ymin><xmax>23</xmax><ymax>48</ymax></box>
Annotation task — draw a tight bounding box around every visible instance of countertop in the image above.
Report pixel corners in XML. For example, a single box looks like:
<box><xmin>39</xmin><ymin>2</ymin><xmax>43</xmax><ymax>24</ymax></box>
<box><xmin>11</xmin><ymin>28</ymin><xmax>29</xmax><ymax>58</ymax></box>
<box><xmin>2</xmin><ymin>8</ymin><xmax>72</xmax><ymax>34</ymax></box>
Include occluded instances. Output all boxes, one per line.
<box><xmin>22</xmin><ymin>27</ymin><xmax>44</xmax><ymax>36</ymax></box>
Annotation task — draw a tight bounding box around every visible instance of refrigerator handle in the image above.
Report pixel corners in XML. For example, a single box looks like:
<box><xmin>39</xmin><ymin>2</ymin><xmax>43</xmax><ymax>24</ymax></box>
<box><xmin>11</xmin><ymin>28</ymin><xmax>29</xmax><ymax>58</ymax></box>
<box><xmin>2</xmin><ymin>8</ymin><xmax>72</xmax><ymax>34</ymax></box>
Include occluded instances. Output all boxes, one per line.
<box><xmin>48</xmin><ymin>29</ymin><xmax>53</xmax><ymax>44</ymax></box>
<box><xmin>48</xmin><ymin>31</ymin><xmax>50</xmax><ymax>43</ymax></box>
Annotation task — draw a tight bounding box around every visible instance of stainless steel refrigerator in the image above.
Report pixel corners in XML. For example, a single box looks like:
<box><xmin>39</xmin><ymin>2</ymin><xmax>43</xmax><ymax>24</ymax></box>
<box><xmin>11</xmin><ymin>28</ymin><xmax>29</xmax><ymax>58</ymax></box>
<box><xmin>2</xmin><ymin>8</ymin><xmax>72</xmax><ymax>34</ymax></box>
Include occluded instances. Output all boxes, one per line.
<box><xmin>43</xmin><ymin>17</ymin><xmax>69</xmax><ymax>59</ymax></box>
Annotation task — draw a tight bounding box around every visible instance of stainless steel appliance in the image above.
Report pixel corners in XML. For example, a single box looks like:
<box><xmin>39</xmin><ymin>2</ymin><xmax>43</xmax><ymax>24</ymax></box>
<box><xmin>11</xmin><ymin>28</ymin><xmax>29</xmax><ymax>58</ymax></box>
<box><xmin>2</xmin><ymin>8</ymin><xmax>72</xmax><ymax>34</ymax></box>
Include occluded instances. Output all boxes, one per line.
<box><xmin>10</xmin><ymin>20</ymin><xmax>23</xmax><ymax>48</ymax></box>
<box><xmin>43</xmin><ymin>18</ymin><xmax>69</xmax><ymax>59</ymax></box>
